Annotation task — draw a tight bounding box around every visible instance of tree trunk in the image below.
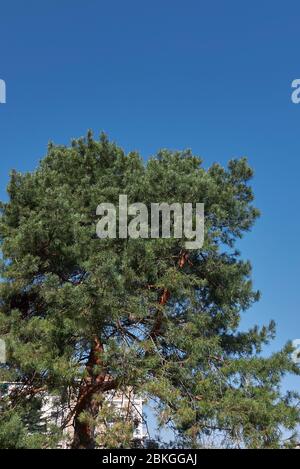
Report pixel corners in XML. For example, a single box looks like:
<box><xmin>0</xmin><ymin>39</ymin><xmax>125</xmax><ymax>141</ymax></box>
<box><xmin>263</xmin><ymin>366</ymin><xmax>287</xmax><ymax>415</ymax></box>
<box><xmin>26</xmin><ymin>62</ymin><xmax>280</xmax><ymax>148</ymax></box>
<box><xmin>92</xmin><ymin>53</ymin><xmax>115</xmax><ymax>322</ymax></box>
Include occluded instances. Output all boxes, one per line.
<box><xmin>72</xmin><ymin>337</ymin><xmax>105</xmax><ymax>449</ymax></box>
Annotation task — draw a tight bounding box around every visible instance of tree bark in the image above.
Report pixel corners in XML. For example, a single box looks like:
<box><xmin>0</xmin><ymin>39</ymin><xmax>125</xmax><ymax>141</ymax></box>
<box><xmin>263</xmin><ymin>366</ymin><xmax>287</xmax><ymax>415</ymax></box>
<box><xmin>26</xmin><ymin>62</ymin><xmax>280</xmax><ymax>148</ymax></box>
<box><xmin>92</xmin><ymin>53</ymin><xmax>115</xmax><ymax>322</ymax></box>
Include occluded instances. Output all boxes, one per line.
<box><xmin>72</xmin><ymin>337</ymin><xmax>106</xmax><ymax>449</ymax></box>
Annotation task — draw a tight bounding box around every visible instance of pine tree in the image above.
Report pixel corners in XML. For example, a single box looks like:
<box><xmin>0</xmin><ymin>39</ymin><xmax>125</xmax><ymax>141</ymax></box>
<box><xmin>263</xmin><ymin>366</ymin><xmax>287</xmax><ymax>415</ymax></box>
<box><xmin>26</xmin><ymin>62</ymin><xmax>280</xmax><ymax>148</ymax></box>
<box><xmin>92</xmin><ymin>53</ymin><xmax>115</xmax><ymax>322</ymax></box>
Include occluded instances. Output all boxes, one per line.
<box><xmin>0</xmin><ymin>132</ymin><xmax>299</xmax><ymax>449</ymax></box>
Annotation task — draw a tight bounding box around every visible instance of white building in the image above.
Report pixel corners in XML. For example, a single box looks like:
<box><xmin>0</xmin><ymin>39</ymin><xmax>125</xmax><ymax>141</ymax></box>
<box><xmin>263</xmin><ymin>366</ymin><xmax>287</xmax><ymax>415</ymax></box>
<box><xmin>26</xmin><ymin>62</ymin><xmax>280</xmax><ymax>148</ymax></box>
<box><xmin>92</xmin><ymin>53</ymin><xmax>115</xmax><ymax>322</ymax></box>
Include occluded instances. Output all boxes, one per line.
<box><xmin>0</xmin><ymin>382</ymin><xmax>145</xmax><ymax>448</ymax></box>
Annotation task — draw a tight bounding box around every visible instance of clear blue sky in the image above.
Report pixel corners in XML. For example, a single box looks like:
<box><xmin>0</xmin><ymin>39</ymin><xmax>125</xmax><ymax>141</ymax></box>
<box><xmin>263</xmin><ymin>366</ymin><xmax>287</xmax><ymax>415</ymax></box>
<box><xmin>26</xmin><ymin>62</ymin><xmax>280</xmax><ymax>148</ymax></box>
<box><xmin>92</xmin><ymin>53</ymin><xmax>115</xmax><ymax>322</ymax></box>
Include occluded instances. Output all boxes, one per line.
<box><xmin>0</xmin><ymin>0</ymin><xmax>299</xmax><ymax>398</ymax></box>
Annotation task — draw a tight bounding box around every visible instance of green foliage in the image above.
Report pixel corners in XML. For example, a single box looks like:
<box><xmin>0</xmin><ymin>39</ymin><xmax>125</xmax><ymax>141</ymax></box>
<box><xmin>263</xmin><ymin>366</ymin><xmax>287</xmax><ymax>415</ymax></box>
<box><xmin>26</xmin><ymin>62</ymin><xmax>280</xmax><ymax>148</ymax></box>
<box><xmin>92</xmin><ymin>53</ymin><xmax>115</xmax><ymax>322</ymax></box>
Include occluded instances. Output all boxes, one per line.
<box><xmin>0</xmin><ymin>131</ymin><xmax>299</xmax><ymax>448</ymax></box>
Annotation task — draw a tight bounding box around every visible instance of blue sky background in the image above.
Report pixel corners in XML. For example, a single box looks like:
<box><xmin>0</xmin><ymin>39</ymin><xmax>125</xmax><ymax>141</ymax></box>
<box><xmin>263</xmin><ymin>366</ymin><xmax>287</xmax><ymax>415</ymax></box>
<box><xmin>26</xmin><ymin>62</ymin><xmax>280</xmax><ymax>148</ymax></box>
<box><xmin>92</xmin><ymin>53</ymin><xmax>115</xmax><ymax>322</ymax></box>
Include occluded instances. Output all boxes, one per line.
<box><xmin>0</xmin><ymin>0</ymin><xmax>300</xmax><ymax>438</ymax></box>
